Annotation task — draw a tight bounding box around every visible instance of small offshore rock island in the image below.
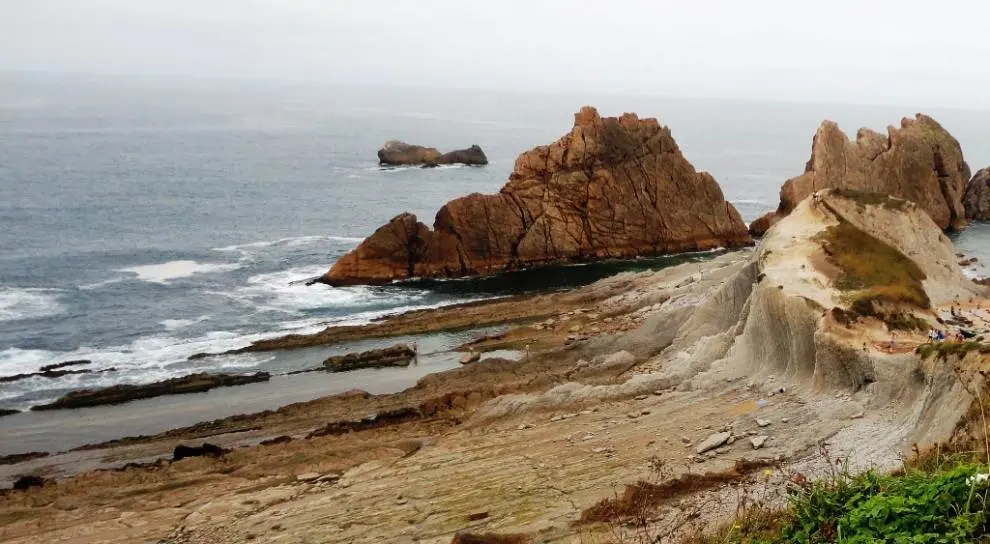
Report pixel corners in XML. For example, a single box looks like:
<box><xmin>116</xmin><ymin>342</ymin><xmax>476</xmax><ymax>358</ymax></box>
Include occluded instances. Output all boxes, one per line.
<box><xmin>4</xmin><ymin>105</ymin><xmax>990</xmax><ymax>544</ymax></box>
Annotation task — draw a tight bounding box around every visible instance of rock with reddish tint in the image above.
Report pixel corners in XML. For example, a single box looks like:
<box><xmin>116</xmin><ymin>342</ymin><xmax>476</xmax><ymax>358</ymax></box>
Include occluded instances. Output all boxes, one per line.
<box><xmin>325</xmin><ymin>107</ymin><xmax>752</xmax><ymax>285</ymax></box>
<box><xmin>749</xmin><ymin>211</ymin><xmax>779</xmax><ymax>237</ymax></box>
<box><xmin>964</xmin><ymin>167</ymin><xmax>990</xmax><ymax>221</ymax></box>
<box><xmin>752</xmin><ymin>114</ymin><xmax>971</xmax><ymax>233</ymax></box>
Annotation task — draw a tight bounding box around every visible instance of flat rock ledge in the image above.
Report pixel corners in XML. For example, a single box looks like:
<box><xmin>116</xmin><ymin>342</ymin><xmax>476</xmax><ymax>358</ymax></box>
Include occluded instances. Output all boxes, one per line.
<box><xmin>30</xmin><ymin>372</ymin><xmax>271</xmax><ymax>411</ymax></box>
<box><xmin>323</xmin><ymin>344</ymin><xmax>416</xmax><ymax>373</ymax></box>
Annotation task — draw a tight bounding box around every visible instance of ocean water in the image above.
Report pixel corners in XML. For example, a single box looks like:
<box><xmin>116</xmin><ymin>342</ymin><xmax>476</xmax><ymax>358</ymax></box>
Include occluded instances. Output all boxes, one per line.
<box><xmin>1</xmin><ymin>72</ymin><xmax>989</xmax><ymax>412</ymax></box>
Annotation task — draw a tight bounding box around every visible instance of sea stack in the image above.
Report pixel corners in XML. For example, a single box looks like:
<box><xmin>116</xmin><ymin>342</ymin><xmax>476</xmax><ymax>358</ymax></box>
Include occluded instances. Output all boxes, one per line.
<box><xmin>964</xmin><ymin>167</ymin><xmax>990</xmax><ymax>221</ymax></box>
<box><xmin>750</xmin><ymin>114</ymin><xmax>971</xmax><ymax>236</ymax></box>
<box><xmin>323</xmin><ymin>106</ymin><xmax>752</xmax><ymax>286</ymax></box>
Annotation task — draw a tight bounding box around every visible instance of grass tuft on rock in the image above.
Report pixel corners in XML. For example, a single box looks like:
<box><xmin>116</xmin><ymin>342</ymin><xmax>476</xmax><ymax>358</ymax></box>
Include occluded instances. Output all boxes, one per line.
<box><xmin>915</xmin><ymin>340</ymin><xmax>989</xmax><ymax>361</ymax></box>
<box><xmin>816</xmin><ymin>220</ymin><xmax>930</xmax><ymax>330</ymax></box>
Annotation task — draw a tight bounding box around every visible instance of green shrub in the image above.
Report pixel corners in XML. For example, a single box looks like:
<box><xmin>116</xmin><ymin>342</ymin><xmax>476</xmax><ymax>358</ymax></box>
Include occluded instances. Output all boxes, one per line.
<box><xmin>694</xmin><ymin>464</ymin><xmax>990</xmax><ymax>544</ymax></box>
<box><xmin>788</xmin><ymin>464</ymin><xmax>988</xmax><ymax>544</ymax></box>
<box><xmin>915</xmin><ymin>341</ymin><xmax>986</xmax><ymax>361</ymax></box>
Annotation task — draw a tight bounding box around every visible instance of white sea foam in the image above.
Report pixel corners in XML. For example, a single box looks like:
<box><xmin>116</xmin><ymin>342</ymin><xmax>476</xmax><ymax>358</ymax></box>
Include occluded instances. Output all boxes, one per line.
<box><xmin>962</xmin><ymin>264</ymin><xmax>986</xmax><ymax>280</ymax></box>
<box><xmin>161</xmin><ymin>315</ymin><xmax>211</xmax><ymax>331</ymax></box>
<box><xmin>225</xmin><ymin>265</ymin><xmax>401</xmax><ymax>314</ymax></box>
<box><xmin>78</xmin><ymin>276</ymin><xmax>128</xmax><ymax>290</ymax></box>
<box><xmin>0</xmin><ymin>329</ymin><xmax>275</xmax><ymax>381</ymax></box>
<box><xmin>213</xmin><ymin>235</ymin><xmax>362</xmax><ymax>253</ymax></box>
<box><xmin>0</xmin><ymin>287</ymin><xmax>65</xmax><ymax>323</ymax></box>
<box><xmin>120</xmin><ymin>260</ymin><xmax>241</xmax><ymax>284</ymax></box>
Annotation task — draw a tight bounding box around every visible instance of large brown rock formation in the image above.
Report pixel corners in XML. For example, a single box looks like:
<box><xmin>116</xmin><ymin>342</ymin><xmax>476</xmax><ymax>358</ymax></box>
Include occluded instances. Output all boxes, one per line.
<box><xmin>964</xmin><ymin>167</ymin><xmax>990</xmax><ymax>221</ymax></box>
<box><xmin>323</xmin><ymin>106</ymin><xmax>752</xmax><ymax>286</ymax></box>
<box><xmin>749</xmin><ymin>114</ymin><xmax>971</xmax><ymax>236</ymax></box>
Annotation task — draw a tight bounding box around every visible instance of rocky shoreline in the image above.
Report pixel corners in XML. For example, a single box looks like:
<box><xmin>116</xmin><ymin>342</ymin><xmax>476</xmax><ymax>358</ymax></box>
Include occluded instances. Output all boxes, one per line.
<box><xmin>3</xmin><ymin>108</ymin><xmax>990</xmax><ymax>543</ymax></box>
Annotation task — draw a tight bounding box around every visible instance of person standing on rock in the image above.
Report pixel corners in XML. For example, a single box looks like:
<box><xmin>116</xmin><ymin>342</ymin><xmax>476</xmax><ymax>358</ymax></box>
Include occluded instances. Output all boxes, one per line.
<box><xmin>412</xmin><ymin>342</ymin><xmax>419</xmax><ymax>364</ymax></box>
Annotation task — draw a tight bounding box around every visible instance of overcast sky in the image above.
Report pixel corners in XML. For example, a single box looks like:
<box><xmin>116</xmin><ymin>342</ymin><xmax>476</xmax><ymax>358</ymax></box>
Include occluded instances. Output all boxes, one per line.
<box><xmin>2</xmin><ymin>0</ymin><xmax>988</xmax><ymax>107</ymax></box>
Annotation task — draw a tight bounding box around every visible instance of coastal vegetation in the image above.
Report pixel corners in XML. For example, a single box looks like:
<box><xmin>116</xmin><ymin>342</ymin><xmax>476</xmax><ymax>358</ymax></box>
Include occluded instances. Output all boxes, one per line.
<box><xmin>816</xmin><ymin>218</ymin><xmax>930</xmax><ymax>330</ymax></box>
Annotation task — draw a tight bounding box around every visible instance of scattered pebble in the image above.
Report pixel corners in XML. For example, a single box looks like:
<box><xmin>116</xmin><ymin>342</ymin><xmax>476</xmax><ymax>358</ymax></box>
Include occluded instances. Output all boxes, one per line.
<box><xmin>627</xmin><ymin>412</ymin><xmax>640</xmax><ymax>419</ymax></box>
<box><xmin>635</xmin><ymin>394</ymin><xmax>648</xmax><ymax>401</ymax></box>
<box><xmin>781</xmin><ymin>418</ymin><xmax>790</xmax><ymax>423</ymax></box>
<box><xmin>849</xmin><ymin>411</ymin><xmax>865</xmax><ymax>420</ymax></box>
<box><xmin>750</xmin><ymin>436</ymin><xmax>768</xmax><ymax>449</ymax></box>
<box><xmin>756</xmin><ymin>418</ymin><xmax>771</xmax><ymax>427</ymax></box>
<box><xmin>680</xmin><ymin>436</ymin><xmax>691</xmax><ymax>444</ymax></box>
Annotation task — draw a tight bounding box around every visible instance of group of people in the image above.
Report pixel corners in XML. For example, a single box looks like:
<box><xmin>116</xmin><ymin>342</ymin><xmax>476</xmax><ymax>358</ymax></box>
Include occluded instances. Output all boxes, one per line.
<box><xmin>926</xmin><ymin>329</ymin><xmax>966</xmax><ymax>343</ymax></box>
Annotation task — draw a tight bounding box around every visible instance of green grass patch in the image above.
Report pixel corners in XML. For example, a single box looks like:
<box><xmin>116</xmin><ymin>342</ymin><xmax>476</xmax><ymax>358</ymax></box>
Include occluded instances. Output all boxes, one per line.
<box><xmin>916</xmin><ymin>341</ymin><xmax>989</xmax><ymax>361</ymax></box>
<box><xmin>692</xmin><ymin>463</ymin><xmax>990</xmax><ymax>544</ymax></box>
<box><xmin>816</xmin><ymin>220</ymin><xmax>930</xmax><ymax>330</ymax></box>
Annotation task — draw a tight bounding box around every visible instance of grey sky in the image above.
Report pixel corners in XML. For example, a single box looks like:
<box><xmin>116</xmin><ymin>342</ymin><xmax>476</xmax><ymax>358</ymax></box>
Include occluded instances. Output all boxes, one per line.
<box><xmin>2</xmin><ymin>0</ymin><xmax>988</xmax><ymax>107</ymax></box>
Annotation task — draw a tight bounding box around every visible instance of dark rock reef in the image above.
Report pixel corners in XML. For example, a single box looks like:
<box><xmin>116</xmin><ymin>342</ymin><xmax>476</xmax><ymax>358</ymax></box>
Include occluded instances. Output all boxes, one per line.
<box><xmin>378</xmin><ymin>141</ymin><xmax>488</xmax><ymax>167</ymax></box>
<box><xmin>323</xmin><ymin>344</ymin><xmax>415</xmax><ymax>372</ymax></box>
<box><xmin>0</xmin><ymin>451</ymin><xmax>50</xmax><ymax>466</ymax></box>
<box><xmin>964</xmin><ymin>167</ymin><xmax>990</xmax><ymax>221</ymax></box>
<box><xmin>0</xmin><ymin>360</ymin><xmax>96</xmax><ymax>384</ymax></box>
<box><xmin>750</xmin><ymin>114</ymin><xmax>971</xmax><ymax>236</ymax></box>
<box><xmin>30</xmin><ymin>372</ymin><xmax>271</xmax><ymax>411</ymax></box>
<box><xmin>173</xmin><ymin>443</ymin><xmax>229</xmax><ymax>462</ymax></box>
<box><xmin>325</xmin><ymin>106</ymin><xmax>752</xmax><ymax>285</ymax></box>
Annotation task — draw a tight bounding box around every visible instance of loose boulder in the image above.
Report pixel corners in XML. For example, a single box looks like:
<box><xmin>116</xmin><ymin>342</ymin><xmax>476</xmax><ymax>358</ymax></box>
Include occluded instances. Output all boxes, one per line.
<box><xmin>325</xmin><ymin>106</ymin><xmax>752</xmax><ymax>285</ymax></box>
<box><xmin>323</xmin><ymin>344</ymin><xmax>416</xmax><ymax>372</ymax></box>
<box><xmin>459</xmin><ymin>351</ymin><xmax>481</xmax><ymax>365</ymax></box>
<box><xmin>378</xmin><ymin>141</ymin><xmax>488</xmax><ymax>167</ymax></box>
<box><xmin>750</xmin><ymin>114</ymin><xmax>971</xmax><ymax>235</ymax></box>
<box><xmin>964</xmin><ymin>167</ymin><xmax>990</xmax><ymax>220</ymax></box>
<box><xmin>695</xmin><ymin>432</ymin><xmax>732</xmax><ymax>454</ymax></box>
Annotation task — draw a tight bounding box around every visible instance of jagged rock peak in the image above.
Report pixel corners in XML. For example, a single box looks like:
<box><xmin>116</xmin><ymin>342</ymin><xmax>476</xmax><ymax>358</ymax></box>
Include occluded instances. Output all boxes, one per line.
<box><xmin>324</xmin><ymin>106</ymin><xmax>752</xmax><ymax>286</ymax></box>
<box><xmin>750</xmin><ymin>113</ymin><xmax>970</xmax><ymax>236</ymax></box>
